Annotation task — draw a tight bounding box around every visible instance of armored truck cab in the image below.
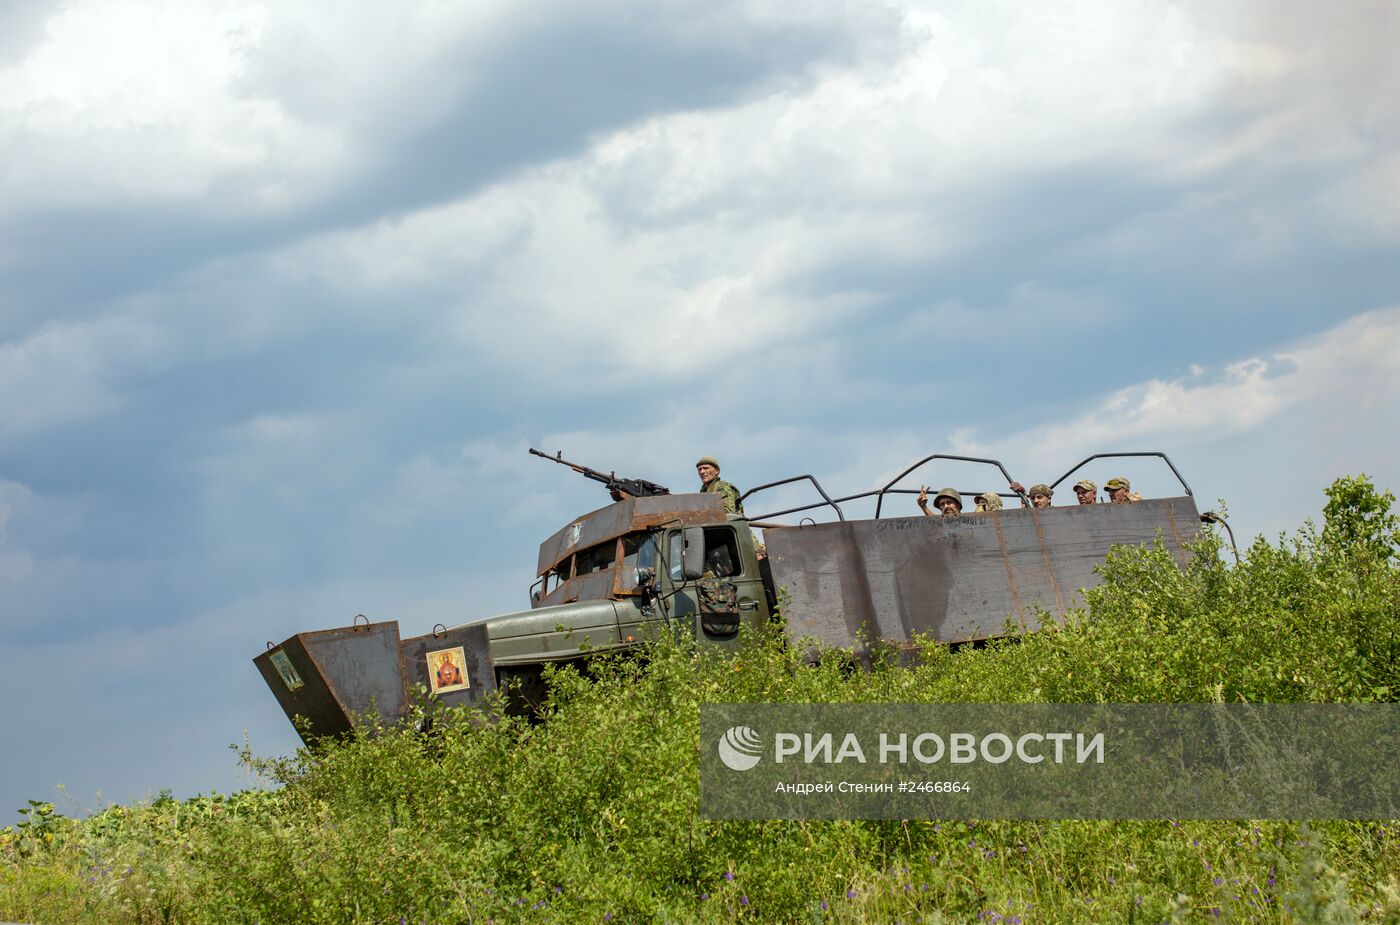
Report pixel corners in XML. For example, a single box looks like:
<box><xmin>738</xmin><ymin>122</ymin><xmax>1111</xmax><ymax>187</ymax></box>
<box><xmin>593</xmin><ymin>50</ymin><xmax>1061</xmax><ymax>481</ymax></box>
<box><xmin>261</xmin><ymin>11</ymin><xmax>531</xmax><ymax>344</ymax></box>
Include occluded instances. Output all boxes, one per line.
<box><xmin>490</xmin><ymin>492</ymin><xmax>775</xmax><ymax>668</ymax></box>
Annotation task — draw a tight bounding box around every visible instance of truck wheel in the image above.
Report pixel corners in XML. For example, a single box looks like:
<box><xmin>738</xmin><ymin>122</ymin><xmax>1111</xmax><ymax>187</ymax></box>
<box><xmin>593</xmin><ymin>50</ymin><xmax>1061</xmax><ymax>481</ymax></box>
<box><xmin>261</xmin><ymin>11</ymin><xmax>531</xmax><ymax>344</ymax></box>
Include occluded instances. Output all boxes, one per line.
<box><xmin>496</xmin><ymin>666</ymin><xmax>549</xmax><ymax>719</ymax></box>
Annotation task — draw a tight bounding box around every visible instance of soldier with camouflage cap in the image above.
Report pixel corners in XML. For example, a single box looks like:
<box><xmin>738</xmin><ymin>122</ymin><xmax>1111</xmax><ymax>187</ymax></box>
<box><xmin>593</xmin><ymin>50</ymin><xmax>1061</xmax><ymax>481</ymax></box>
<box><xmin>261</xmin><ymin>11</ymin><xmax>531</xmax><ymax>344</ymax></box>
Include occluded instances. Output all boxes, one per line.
<box><xmin>974</xmin><ymin>491</ymin><xmax>1003</xmax><ymax>512</ymax></box>
<box><xmin>917</xmin><ymin>486</ymin><xmax>963</xmax><ymax>517</ymax></box>
<box><xmin>1027</xmin><ymin>484</ymin><xmax>1054</xmax><ymax>509</ymax></box>
<box><xmin>1073</xmin><ymin>479</ymin><xmax>1097</xmax><ymax>505</ymax></box>
<box><xmin>1105</xmin><ymin>476</ymin><xmax>1141</xmax><ymax>504</ymax></box>
<box><xmin>696</xmin><ymin>456</ymin><xmax>744</xmax><ymax>516</ymax></box>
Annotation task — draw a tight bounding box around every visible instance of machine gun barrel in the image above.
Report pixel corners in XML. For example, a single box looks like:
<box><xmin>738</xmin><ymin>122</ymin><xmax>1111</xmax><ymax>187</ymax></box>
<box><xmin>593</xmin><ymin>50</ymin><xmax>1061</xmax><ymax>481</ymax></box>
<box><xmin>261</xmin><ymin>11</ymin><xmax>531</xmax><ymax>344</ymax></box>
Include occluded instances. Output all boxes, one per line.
<box><xmin>528</xmin><ymin>448</ymin><xmax>671</xmax><ymax>497</ymax></box>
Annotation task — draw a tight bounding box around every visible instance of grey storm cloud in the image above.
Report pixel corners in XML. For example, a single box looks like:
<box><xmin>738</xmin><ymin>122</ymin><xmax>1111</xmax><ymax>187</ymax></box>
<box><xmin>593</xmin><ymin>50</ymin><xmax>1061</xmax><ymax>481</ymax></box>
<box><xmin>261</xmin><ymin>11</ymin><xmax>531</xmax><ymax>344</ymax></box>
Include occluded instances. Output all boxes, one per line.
<box><xmin>0</xmin><ymin>1</ymin><xmax>900</xmax><ymax>337</ymax></box>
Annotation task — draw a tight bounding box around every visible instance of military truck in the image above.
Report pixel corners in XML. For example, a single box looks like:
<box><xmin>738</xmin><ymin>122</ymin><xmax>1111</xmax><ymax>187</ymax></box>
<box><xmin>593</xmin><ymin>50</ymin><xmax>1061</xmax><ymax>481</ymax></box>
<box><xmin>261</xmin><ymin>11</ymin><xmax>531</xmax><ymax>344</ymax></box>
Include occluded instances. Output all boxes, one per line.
<box><xmin>256</xmin><ymin>451</ymin><xmax>1208</xmax><ymax>741</ymax></box>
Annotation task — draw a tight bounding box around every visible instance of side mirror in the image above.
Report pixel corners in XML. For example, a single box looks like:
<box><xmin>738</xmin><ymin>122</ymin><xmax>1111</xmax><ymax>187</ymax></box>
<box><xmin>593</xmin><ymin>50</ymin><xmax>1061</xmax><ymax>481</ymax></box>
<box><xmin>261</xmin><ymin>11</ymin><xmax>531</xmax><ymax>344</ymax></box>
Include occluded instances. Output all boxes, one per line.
<box><xmin>682</xmin><ymin>525</ymin><xmax>706</xmax><ymax>581</ymax></box>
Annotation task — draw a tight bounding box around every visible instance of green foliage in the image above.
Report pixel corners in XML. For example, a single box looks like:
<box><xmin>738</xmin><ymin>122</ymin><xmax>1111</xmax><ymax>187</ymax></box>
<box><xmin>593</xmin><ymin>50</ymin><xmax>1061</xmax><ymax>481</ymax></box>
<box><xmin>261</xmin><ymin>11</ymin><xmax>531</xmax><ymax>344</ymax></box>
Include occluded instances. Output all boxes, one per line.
<box><xmin>4</xmin><ymin>476</ymin><xmax>1399</xmax><ymax>923</ymax></box>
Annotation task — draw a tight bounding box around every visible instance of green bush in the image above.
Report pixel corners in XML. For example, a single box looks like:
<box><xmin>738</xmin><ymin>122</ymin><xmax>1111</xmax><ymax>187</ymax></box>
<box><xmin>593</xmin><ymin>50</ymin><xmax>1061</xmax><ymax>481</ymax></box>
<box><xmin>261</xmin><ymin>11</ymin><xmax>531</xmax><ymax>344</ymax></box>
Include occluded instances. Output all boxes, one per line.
<box><xmin>4</xmin><ymin>476</ymin><xmax>1398</xmax><ymax>923</ymax></box>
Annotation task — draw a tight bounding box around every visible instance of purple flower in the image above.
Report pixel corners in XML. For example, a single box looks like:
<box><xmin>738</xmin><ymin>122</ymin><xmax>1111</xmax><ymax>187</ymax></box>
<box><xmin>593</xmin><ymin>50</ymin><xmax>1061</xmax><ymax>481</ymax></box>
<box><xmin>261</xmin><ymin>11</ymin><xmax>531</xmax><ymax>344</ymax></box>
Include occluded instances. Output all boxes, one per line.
<box><xmin>1213</xmin><ymin>877</ymin><xmax>1223</xmax><ymax>886</ymax></box>
<box><xmin>604</xmin><ymin>915</ymin><xmax>612</xmax><ymax>923</ymax></box>
<box><xmin>740</xmin><ymin>896</ymin><xmax>749</xmax><ymax>907</ymax></box>
<box><xmin>847</xmin><ymin>889</ymin><xmax>857</xmax><ymax>899</ymax></box>
<box><xmin>554</xmin><ymin>886</ymin><xmax>563</xmax><ymax>895</ymax></box>
<box><xmin>701</xmin><ymin>893</ymin><xmax>710</xmax><ymax>901</ymax></box>
<box><xmin>821</xmin><ymin>900</ymin><xmax>828</xmax><ymax>911</ymax></box>
<box><xmin>725</xmin><ymin>871</ymin><xmax>735</xmax><ymax>881</ymax></box>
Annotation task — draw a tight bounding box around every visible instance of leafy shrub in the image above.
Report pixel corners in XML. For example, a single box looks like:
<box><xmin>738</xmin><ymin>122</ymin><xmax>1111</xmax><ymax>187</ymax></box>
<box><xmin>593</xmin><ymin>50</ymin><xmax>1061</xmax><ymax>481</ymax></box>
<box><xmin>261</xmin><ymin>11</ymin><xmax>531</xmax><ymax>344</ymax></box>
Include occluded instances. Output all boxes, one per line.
<box><xmin>3</xmin><ymin>477</ymin><xmax>1398</xmax><ymax>923</ymax></box>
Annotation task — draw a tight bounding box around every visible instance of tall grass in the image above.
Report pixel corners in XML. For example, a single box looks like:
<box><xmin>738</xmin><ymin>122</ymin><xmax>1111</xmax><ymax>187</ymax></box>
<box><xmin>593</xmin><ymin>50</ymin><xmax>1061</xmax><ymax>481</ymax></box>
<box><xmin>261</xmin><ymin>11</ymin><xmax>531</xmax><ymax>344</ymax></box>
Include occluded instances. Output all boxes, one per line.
<box><xmin>4</xmin><ymin>476</ymin><xmax>1398</xmax><ymax>923</ymax></box>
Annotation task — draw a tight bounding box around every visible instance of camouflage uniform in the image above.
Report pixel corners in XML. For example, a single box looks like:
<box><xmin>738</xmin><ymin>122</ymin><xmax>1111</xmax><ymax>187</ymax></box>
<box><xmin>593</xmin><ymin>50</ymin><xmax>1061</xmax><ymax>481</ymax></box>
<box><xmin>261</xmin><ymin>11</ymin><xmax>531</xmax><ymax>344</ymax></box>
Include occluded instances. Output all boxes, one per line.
<box><xmin>701</xmin><ymin>478</ymin><xmax>744</xmax><ymax>516</ymax></box>
<box><xmin>1105</xmin><ymin>476</ymin><xmax>1139</xmax><ymax>504</ymax></box>
<box><xmin>974</xmin><ymin>492</ymin><xmax>1003</xmax><ymax>512</ymax></box>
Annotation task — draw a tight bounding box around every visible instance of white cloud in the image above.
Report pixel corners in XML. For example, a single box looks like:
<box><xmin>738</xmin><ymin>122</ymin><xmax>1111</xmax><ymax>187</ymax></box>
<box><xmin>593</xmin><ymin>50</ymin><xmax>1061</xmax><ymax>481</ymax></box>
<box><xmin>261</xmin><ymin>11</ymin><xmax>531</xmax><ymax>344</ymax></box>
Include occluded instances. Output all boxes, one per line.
<box><xmin>0</xmin><ymin>315</ymin><xmax>172</xmax><ymax>437</ymax></box>
<box><xmin>924</xmin><ymin>307</ymin><xmax>1400</xmax><ymax>521</ymax></box>
<box><xmin>0</xmin><ymin>480</ymin><xmax>34</xmax><ymax>583</ymax></box>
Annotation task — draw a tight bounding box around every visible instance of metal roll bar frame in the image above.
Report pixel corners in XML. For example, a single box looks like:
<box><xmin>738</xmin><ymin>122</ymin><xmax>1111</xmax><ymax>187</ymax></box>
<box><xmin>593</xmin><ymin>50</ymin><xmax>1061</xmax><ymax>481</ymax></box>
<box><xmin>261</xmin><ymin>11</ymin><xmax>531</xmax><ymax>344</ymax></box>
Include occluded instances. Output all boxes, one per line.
<box><xmin>739</xmin><ymin>474</ymin><xmax>848</xmax><ymax>522</ymax></box>
<box><xmin>740</xmin><ymin>454</ymin><xmax>1028</xmax><ymax>523</ymax></box>
<box><xmin>1049</xmin><ymin>452</ymin><xmax>1193</xmax><ymax>497</ymax></box>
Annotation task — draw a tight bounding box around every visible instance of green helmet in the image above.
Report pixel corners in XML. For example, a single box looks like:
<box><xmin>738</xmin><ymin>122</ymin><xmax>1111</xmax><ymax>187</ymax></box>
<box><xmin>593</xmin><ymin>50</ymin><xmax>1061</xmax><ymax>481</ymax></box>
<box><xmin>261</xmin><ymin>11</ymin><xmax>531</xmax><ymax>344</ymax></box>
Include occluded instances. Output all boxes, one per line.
<box><xmin>933</xmin><ymin>487</ymin><xmax>962</xmax><ymax>509</ymax></box>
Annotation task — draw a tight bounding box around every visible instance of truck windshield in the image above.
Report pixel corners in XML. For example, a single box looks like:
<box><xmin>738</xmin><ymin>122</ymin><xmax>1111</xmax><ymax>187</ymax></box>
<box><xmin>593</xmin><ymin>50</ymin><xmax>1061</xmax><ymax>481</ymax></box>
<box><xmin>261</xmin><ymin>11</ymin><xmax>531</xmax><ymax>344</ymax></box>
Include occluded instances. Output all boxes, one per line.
<box><xmin>623</xmin><ymin>532</ymin><xmax>657</xmax><ymax>572</ymax></box>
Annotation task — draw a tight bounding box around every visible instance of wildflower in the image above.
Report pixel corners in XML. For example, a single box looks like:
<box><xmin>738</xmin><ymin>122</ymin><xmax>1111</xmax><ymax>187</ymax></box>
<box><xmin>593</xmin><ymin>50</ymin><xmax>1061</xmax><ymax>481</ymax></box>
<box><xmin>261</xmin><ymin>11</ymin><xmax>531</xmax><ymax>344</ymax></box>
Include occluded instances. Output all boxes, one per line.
<box><xmin>725</xmin><ymin>871</ymin><xmax>735</xmax><ymax>882</ymax></box>
<box><xmin>1213</xmin><ymin>877</ymin><xmax>1223</xmax><ymax>886</ymax></box>
<box><xmin>554</xmin><ymin>886</ymin><xmax>563</xmax><ymax>895</ymax></box>
<box><xmin>740</xmin><ymin>896</ymin><xmax>749</xmax><ymax>907</ymax></box>
<box><xmin>701</xmin><ymin>893</ymin><xmax>710</xmax><ymax>901</ymax></box>
<box><xmin>604</xmin><ymin>915</ymin><xmax>612</xmax><ymax>922</ymax></box>
<box><xmin>846</xmin><ymin>889</ymin><xmax>857</xmax><ymax>899</ymax></box>
<box><xmin>821</xmin><ymin>900</ymin><xmax>828</xmax><ymax>911</ymax></box>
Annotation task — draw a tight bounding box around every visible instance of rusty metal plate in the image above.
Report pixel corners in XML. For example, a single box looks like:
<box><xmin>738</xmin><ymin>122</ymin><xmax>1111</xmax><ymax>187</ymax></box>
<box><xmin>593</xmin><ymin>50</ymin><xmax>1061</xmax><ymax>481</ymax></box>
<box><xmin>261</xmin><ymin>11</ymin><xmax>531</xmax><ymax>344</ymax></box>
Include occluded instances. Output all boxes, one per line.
<box><xmin>536</xmin><ymin>493</ymin><xmax>725</xmax><ymax>576</ymax></box>
<box><xmin>765</xmin><ymin>497</ymin><xmax>1199</xmax><ymax>651</ymax></box>
<box><xmin>400</xmin><ymin>623</ymin><xmax>497</xmax><ymax>709</ymax></box>
<box><xmin>538</xmin><ymin>567</ymin><xmax>619</xmax><ymax>609</ymax></box>
<box><xmin>254</xmin><ymin>620</ymin><xmax>407</xmax><ymax>743</ymax></box>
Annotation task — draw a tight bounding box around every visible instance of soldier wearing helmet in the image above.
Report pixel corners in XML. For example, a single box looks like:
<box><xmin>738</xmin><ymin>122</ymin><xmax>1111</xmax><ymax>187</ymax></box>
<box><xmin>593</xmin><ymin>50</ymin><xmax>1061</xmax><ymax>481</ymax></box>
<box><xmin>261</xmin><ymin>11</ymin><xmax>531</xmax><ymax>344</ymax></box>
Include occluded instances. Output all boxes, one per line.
<box><xmin>696</xmin><ymin>455</ymin><xmax>744</xmax><ymax>515</ymax></box>
<box><xmin>1105</xmin><ymin>477</ymin><xmax>1141</xmax><ymax>504</ymax></box>
<box><xmin>1027</xmin><ymin>484</ymin><xmax>1053</xmax><ymax>509</ymax></box>
<box><xmin>974</xmin><ymin>491</ymin><xmax>1003</xmax><ymax>512</ymax></box>
<box><xmin>1073</xmin><ymin>479</ymin><xmax>1097</xmax><ymax>505</ymax></box>
<box><xmin>917</xmin><ymin>486</ymin><xmax>963</xmax><ymax>517</ymax></box>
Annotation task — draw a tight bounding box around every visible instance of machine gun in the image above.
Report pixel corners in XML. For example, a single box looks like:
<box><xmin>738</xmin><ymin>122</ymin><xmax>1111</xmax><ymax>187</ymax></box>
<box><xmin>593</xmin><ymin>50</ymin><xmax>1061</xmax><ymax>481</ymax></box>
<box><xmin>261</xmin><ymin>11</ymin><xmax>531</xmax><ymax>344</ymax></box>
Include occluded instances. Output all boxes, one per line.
<box><xmin>529</xmin><ymin>448</ymin><xmax>671</xmax><ymax>498</ymax></box>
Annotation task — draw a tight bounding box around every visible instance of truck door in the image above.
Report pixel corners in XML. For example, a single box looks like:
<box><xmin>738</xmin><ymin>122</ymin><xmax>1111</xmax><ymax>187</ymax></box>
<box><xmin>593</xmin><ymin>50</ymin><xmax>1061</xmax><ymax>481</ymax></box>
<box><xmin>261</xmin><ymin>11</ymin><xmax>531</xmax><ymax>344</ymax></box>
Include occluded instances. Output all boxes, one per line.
<box><xmin>669</xmin><ymin>525</ymin><xmax>768</xmax><ymax>644</ymax></box>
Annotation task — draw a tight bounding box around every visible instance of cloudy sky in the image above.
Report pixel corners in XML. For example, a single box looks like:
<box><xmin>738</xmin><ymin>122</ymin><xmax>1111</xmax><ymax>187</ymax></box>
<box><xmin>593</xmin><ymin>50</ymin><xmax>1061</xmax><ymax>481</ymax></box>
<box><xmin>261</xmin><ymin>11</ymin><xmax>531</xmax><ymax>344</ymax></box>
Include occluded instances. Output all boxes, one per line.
<box><xmin>2</xmin><ymin>0</ymin><xmax>1398</xmax><ymax>818</ymax></box>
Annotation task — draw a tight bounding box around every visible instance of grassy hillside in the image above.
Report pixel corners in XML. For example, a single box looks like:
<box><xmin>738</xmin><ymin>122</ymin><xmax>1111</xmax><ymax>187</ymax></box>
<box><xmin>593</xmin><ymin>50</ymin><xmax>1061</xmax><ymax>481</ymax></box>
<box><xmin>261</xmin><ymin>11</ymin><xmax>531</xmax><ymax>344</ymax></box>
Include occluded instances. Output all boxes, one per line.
<box><xmin>4</xmin><ymin>476</ymin><xmax>1399</xmax><ymax>924</ymax></box>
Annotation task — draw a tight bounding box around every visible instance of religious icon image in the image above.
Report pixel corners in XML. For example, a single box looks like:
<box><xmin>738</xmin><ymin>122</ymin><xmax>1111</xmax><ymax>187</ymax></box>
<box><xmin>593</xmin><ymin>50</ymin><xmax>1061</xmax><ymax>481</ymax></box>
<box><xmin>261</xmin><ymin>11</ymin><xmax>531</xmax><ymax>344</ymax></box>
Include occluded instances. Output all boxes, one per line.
<box><xmin>428</xmin><ymin>646</ymin><xmax>470</xmax><ymax>694</ymax></box>
<box><xmin>269</xmin><ymin>649</ymin><xmax>304</xmax><ymax>692</ymax></box>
